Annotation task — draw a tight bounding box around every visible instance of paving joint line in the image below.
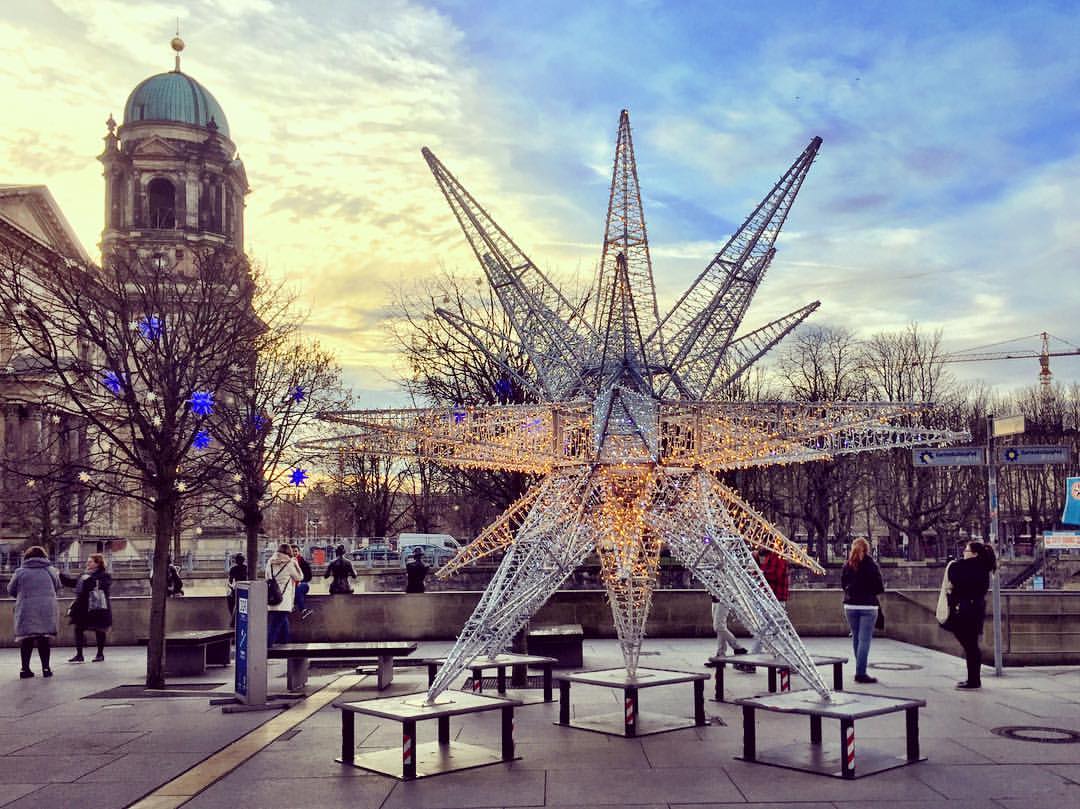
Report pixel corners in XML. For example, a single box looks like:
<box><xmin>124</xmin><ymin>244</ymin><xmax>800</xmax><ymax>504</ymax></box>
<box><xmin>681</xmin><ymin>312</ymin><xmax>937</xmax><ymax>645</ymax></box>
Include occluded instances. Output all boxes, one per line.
<box><xmin>125</xmin><ymin>672</ymin><xmax>366</xmax><ymax>809</ymax></box>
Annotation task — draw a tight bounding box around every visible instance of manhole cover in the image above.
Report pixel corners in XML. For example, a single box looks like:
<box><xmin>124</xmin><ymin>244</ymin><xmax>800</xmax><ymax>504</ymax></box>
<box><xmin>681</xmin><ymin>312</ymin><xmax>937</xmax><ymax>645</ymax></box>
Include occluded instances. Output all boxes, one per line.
<box><xmin>992</xmin><ymin>726</ymin><xmax>1080</xmax><ymax>744</ymax></box>
<box><xmin>868</xmin><ymin>662</ymin><xmax>922</xmax><ymax>671</ymax></box>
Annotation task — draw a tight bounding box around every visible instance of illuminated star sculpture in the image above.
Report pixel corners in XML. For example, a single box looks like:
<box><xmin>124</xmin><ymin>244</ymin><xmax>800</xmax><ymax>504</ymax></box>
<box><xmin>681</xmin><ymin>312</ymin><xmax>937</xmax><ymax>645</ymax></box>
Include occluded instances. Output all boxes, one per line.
<box><xmin>315</xmin><ymin>111</ymin><xmax>964</xmax><ymax>702</ymax></box>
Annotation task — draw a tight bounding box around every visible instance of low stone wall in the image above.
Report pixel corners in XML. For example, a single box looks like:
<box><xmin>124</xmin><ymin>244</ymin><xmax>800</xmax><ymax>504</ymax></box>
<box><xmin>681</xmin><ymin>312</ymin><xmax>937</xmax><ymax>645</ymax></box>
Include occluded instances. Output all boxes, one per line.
<box><xmin>1</xmin><ymin>589</ymin><xmax>1076</xmax><ymax>664</ymax></box>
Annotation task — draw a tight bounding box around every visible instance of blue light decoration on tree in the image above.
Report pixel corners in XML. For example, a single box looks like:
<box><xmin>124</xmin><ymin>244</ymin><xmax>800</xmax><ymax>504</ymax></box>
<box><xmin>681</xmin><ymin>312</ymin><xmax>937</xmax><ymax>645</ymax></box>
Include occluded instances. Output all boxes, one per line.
<box><xmin>193</xmin><ymin>430</ymin><xmax>212</xmax><ymax>450</ymax></box>
<box><xmin>452</xmin><ymin>404</ymin><xmax>467</xmax><ymax>424</ymax></box>
<box><xmin>252</xmin><ymin>414</ymin><xmax>268</xmax><ymax>432</ymax></box>
<box><xmin>102</xmin><ymin>370</ymin><xmax>124</xmax><ymax>395</ymax></box>
<box><xmin>289</xmin><ymin>468</ymin><xmax>309</xmax><ymax>487</ymax></box>
<box><xmin>493</xmin><ymin>377</ymin><xmax>512</xmax><ymax>400</ymax></box>
<box><xmin>189</xmin><ymin>391</ymin><xmax>215</xmax><ymax>417</ymax></box>
<box><xmin>138</xmin><ymin>315</ymin><xmax>163</xmax><ymax>340</ymax></box>
<box><xmin>292</xmin><ymin>386</ymin><xmax>305</xmax><ymax>403</ymax></box>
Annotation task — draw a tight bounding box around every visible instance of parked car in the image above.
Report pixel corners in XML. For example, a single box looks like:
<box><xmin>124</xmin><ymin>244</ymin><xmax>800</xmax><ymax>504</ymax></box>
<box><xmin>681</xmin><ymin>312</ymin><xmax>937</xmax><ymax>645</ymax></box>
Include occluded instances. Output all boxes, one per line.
<box><xmin>400</xmin><ymin>543</ymin><xmax>456</xmax><ymax>567</ymax></box>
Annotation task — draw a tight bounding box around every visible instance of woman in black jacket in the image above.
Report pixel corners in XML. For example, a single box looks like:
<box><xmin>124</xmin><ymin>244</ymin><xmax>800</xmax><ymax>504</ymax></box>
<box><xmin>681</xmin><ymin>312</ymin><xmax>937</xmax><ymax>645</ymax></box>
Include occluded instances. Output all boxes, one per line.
<box><xmin>59</xmin><ymin>553</ymin><xmax>113</xmax><ymax>663</ymax></box>
<box><xmin>948</xmin><ymin>541</ymin><xmax>996</xmax><ymax>689</ymax></box>
<box><xmin>841</xmin><ymin>537</ymin><xmax>885</xmax><ymax>684</ymax></box>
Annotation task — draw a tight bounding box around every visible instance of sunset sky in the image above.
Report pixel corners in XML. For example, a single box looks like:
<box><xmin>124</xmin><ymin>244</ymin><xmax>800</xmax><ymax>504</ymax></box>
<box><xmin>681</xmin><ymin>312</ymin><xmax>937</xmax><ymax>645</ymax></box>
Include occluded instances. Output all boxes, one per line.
<box><xmin>3</xmin><ymin>0</ymin><xmax>1080</xmax><ymax>404</ymax></box>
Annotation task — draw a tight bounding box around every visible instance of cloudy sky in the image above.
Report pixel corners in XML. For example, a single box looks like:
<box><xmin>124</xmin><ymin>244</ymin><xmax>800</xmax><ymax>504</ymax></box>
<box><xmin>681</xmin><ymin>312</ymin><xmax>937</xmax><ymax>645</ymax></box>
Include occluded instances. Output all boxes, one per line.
<box><xmin>3</xmin><ymin>0</ymin><xmax>1079</xmax><ymax>404</ymax></box>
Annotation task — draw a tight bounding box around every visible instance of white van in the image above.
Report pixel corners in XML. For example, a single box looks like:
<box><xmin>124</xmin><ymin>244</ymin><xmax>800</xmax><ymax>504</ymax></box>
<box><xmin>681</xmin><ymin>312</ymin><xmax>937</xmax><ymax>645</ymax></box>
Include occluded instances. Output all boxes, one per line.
<box><xmin>396</xmin><ymin>533</ymin><xmax>462</xmax><ymax>552</ymax></box>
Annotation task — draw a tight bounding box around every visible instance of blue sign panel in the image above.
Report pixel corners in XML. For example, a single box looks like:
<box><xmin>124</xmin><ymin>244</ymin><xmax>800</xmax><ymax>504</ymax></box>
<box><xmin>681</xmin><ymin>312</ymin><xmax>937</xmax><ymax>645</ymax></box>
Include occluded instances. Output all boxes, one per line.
<box><xmin>234</xmin><ymin>584</ymin><xmax>249</xmax><ymax>697</ymax></box>
<box><xmin>912</xmin><ymin>447</ymin><xmax>985</xmax><ymax>466</ymax></box>
<box><xmin>997</xmin><ymin>445</ymin><xmax>1071</xmax><ymax>465</ymax></box>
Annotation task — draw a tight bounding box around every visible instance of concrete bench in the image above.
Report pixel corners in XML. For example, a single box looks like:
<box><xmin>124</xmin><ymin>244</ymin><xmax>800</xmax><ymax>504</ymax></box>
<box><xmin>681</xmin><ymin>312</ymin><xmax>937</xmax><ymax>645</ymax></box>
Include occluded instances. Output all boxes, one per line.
<box><xmin>526</xmin><ymin>623</ymin><xmax>583</xmax><ymax>667</ymax></box>
<box><xmin>137</xmin><ymin>630</ymin><xmax>232</xmax><ymax>677</ymax></box>
<box><xmin>268</xmin><ymin>641</ymin><xmax>417</xmax><ymax>691</ymax></box>
<box><xmin>705</xmin><ymin>653</ymin><xmax>847</xmax><ymax>702</ymax></box>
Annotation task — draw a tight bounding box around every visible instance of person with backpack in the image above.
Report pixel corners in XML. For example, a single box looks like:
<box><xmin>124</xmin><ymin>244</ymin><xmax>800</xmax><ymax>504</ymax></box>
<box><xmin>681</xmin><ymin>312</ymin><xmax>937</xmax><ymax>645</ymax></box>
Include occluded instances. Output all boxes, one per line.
<box><xmin>60</xmin><ymin>553</ymin><xmax>112</xmax><ymax>663</ymax></box>
<box><xmin>265</xmin><ymin>544</ymin><xmax>302</xmax><ymax>646</ymax></box>
<box><xmin>8</xmin><ymin>546</ymin><xmax>61</xmax><ymax>678</ymax></box>
<box><xmin>324</xmin><ymin>545</ymin><xmax>357</xmax><ymax>595</ymax></box>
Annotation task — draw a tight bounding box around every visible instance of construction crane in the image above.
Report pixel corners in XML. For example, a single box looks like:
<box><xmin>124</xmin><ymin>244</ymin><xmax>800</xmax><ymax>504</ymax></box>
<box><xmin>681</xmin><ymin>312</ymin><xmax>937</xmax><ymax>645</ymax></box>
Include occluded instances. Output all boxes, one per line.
<box><xmin>941</xmin><ymin>332</ymin><xmax>1080</xmax><ymax>387</ymax></box>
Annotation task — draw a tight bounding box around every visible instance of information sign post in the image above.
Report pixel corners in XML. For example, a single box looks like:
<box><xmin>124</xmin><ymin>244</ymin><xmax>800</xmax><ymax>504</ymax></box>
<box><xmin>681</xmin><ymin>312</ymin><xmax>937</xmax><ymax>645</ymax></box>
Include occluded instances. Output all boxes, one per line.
<box><xmin>235</xmin><ymin>580</ymin><xmax>267</xmax><ymax>706</ymax></box>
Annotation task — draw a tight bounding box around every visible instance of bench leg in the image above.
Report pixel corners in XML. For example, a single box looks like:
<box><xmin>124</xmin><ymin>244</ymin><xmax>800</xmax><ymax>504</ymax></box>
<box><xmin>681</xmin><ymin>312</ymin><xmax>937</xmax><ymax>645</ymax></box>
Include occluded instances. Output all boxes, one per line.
<box><xmin>402</xmin><ymin>719</ymin><xmax>417</xmax><ymax>780</ymax></box>
<box><xmin>496</xmin><ymin>665</ymin><xmax>507</xmax><ymax>694</ymax></box>
<box><xmin>840</xmin><ymin>718</ymin><xmax>855</xmax><ymax>779</ymax></box>
<box><xmin>341</xmin><ymin>710</ymin><xmax>355</xmax><ymax>763</ymax></box>
<box><xmin>428</xmin><ymin>662</ymin><xmax>437</xmax><ymax>687</ymax></box>
<box><xmin>206</xmin><ymin>639</ymin><xmax>231</xmax><ymax>667</ymax></box>
<box><xmin>624</xmin><ymin>686</ymin><xmax>638</xmax><ymax>737</ymax></box>
<box><xmin>164</xmin><ymin>645</ymin><xmax>207</xmax><ymax>677</ymax></box>
<box><xmin>501</xmin><ymin>706</ymin><xmax>515</xmax><ymax>761</ymax></box>
<box><xmin>906</xmin><ymin>707</ymin><xmax>920</xmax><ymax>762</ymax></box>
<box><xmin>510</xmin><ymin>662</ymin><xmax>527</xmax><ymax>688</ymax></box>
<box><xmin>742</xmin><ymin>705</ymin><xmax>756</xmax><ymax>761</ymax></box>
<box><xmin>542</xmin><ymin>665</ymin><xmax>553</xmax><ymax>703</ymax></box>
<box><xmin>693</xmin><ymin>679</ymin><xmax>705</xmax><ymax>726</ymax></box>
<box><xmin>715</xmin><ymin>664</ymin><xmax>725</xmax><ymax>702</ymax></box>
<box><xmin>286</xmin><ymin>657</ymin><xmax>309</xmax><ymax>691</ymax></box>
<box><xmin>376</xmin><ymin>656</ymin><xmax>394</xmax><ymax>690</ymax></box>
<box><xmin>767</xmin><ymin>667</ymin><xmax>777</xmax><ymax>693</ymax></box>
<box><xmin>810</xmin><ymin>714</ymin><xmax>822</xmax><ymax>745</ymax></box>
<box><xmin>833</xmin><ymin>662</ymin><xmax>843</xmax><ymax>691</ymax></box>
<box><xmin>559</xmin><ymin>680</ymin><xmax>570</xmax><ymax>725</ymax></box>
<box><xmin>471</xmin><ymin>667</ymin><xmax>482</xmax><ymax>693</ymax></box>
<box><xmin>438</xmin><ymin>715</ymin><xmax>450</xmax><ymax>745</ymax></box>
<box><xmin>779</xmin><ymin>667</ymin><xmax>790</xmax><ymax>692</ymax></box>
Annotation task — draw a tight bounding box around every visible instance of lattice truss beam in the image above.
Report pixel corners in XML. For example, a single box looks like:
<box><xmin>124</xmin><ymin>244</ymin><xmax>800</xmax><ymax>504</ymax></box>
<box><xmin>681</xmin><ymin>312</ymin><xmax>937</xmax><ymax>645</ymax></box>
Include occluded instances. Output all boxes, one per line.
<box><xmin>308</xmin><ymin>402</ymin><xmax>965</xmax><ymax>474</ymax></box>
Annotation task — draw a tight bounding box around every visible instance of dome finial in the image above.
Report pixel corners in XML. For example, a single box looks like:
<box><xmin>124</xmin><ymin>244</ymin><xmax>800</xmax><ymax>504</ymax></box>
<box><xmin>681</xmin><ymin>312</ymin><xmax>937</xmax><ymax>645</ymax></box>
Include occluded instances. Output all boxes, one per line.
<box><xmin>171</xmin><ymin>18</ymin><xmax>185</xmax><ymax>73</ymax></box>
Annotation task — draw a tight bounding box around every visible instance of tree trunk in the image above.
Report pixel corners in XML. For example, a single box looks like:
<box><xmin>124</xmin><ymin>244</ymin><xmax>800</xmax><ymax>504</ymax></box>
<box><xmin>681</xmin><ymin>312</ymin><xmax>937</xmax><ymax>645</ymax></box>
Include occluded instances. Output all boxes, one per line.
<box><xmin>146</xmin><ymin>497</ymin><xmax>175</xmax><ymax>689</ymax></box>
<box><xmin>245</xmin><ymin>506</ymin><xmax>262</xmax><ymax>581</ymax></box>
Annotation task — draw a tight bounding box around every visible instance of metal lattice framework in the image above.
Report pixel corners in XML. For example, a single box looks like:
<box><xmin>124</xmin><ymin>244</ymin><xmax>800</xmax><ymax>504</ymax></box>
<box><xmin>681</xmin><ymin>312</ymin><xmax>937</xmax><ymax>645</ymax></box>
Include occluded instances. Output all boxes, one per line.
<box><xmin>311</xmin><ymin>111</ymin><xmax>966</xmax><ymax>702</ymax></box>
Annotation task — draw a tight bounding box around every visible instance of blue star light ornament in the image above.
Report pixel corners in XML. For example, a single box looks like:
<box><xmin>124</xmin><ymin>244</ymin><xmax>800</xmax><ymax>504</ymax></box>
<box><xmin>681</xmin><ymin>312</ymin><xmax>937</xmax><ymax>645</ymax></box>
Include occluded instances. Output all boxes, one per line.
<box><xmin>138</xmin><ymin>315</ymin><xmax>163</xmax><ymax>340</ymax></box>
<box><xmin>292</xmin><ymin>386</ymin><xmax>305</xmax><ymax>403</ymax></box>
<box><xmin>189</xmin><ymin>391</ymin><xmax>215</xmax><ymax>417</ymax></box>
<box><xmin>289</xmin><ymin>468</ymin><xmax>309</xmax><ymax>487</ymax></box>
<box><xmin>102</xmin><ymin>370</ymin><xmax>124</xmax><ymax>395</ymax></box>
<box><xmin>193</xmin><ymin>430</ymin><xmax>212</xmax><ymax>450</ymax></box>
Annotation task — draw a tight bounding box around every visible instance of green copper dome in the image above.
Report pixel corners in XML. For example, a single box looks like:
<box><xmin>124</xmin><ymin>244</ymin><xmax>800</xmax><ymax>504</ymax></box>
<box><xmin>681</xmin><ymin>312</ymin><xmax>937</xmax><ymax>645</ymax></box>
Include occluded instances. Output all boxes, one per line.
<box><xmin>123</xmin><ymin>71</ymin><xmax>230</xmax><ymax>138</ymax></box>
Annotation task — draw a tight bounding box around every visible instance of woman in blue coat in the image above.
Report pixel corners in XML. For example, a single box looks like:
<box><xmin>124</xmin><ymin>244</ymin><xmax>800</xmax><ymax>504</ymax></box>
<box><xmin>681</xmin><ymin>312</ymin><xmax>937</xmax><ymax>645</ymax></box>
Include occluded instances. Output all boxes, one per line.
<box><xmin>8</xmin><ymin>546</ymin><xmax>61</xmax><ymax>678</ymax></box>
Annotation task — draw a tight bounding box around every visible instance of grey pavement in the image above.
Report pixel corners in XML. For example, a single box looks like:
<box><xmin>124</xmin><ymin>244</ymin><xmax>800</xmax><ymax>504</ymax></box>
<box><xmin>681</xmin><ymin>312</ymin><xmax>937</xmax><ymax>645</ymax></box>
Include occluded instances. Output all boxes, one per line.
<box><xmin>0</xmin><ymin>636</ymin><xmax>1078</xmax><ymax>808</ymax></box>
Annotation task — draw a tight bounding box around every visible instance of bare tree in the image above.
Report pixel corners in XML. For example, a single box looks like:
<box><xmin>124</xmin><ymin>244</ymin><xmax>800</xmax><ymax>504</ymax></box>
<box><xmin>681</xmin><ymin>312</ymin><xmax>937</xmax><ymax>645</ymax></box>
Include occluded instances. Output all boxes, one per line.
<box><xmin>771</xmin><ymin>326</ymin><xmax>867</xmax><ymax>560</ymax></box>
<box><xmin>206</xmin><ymin>278</ymin><xmax>343</xmax><ymax>568</ymax></box>
<box><xmin>0</xmin><ymin>245</ymin><xmax>261</xmax><ymax>688</ymax></box>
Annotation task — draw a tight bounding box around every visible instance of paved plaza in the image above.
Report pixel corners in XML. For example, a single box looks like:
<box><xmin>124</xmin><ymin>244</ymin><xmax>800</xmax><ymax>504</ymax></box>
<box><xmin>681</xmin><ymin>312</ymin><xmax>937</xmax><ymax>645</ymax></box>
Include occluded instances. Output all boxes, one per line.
<box><xmin>2</xmin><ymin>637</ymin><xmax>1079</xmax><ymax>809</ymax></box>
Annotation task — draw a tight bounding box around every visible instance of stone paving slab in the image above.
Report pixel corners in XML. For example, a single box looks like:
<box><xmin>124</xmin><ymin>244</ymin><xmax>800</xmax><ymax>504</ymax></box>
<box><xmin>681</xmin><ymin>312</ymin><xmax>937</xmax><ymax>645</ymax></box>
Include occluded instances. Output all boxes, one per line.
<box><xmin>2</xmin><ymin>638</ymin><xmax>1080</xmax><ymax>808</ymax></box>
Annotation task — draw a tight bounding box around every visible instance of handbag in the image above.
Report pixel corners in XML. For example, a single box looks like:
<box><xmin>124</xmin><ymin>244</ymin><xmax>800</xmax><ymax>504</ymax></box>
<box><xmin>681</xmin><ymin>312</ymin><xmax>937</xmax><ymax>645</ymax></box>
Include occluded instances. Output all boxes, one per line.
<box><xmin>88</xmin><ymin>580</ymin><xmax>108</xmax><ymax>612</ymax></box>
<box><xmin>266</xmin><ymin>563</ymin><xmax>284</xmax><ymax>606</ymax></box>
<box><xmin>935</xmin><ymin>562</ymin><xmax>953</xmax><ymax>627</ymax></box>
<box><xmin>875</xmin><ymin>606</ymin><xmax>885</xmax><ymax>632</ymax></box>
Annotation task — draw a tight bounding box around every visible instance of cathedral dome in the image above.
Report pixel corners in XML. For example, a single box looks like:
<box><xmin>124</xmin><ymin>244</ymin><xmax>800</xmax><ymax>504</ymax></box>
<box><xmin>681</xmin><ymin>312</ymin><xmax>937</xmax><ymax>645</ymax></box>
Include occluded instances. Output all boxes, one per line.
<box><xmin>123</xmin><ymin>71</ymin><xmax>230</xmax><ymax>138</ymax></box>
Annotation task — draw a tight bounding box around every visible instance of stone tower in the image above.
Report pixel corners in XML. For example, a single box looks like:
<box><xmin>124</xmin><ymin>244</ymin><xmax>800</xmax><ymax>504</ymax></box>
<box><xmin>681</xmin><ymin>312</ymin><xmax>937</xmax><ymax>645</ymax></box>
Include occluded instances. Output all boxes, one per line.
<box><xmin>98</xmin><ymin>36</ymin><xmax>248</xmax><ymax>270</ymax></box>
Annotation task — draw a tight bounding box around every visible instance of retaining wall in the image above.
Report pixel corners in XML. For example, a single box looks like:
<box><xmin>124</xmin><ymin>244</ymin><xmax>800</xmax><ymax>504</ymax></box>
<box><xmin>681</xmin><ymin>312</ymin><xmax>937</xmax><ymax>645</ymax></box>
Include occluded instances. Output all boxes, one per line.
<box><xmin>1</xmin><ymin>589</ymin><xmax>1076</xmax><ymax>664</ymax></box>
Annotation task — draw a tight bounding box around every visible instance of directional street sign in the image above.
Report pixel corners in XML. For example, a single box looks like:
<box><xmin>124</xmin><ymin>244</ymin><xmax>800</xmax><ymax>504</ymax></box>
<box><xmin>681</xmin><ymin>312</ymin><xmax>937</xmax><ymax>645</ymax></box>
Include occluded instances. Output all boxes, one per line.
<box><xmin>996</xmin><ymin>445</ymin><xmax>1071</xmax><ymax>465</ymax></box>
<box><xmin>912</xmin><ymin>447</ymin><xmax>986</xmax><ymax>466</ymax></box>
<box><xmin>1043</xmin><ymin>531</ymin><xmax>1080</xmax><ymax>550</ymax></box>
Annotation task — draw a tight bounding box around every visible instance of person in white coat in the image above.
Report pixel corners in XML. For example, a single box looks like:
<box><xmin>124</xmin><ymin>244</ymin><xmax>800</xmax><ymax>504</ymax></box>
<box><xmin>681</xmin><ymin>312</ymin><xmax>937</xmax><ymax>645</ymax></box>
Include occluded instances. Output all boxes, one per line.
<box><xmin>265</xmin><ymin>544</ymin><xmax>302</xmax><ymax>646</ymax></box>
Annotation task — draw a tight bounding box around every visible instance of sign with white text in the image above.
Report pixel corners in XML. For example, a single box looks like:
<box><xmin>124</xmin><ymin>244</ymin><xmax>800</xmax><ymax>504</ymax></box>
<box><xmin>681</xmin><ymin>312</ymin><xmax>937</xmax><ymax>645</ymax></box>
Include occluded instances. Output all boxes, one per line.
<box><xmin>1043</xmin><ymin>531</ymin><xmax>1080</xmax><ymax>550</ymax></box>
<box><xmin>912</xmin><ymin>447</ymin><xmax>986</xmax><ymax>466</ymax></box>
<box><xmin>997</xmin><ymin>445</ymin><xmax>1071</xmax><ymax>466</ymax></box>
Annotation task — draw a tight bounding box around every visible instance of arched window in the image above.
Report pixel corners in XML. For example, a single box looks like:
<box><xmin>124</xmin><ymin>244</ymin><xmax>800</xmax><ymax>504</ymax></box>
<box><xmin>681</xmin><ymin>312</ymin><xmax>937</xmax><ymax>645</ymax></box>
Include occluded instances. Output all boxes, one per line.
<box><xmin>147</xmin><ymin>178</ymin><xmax>176</xmax><ymax>229</ymax></box>
<box><xmin>110</xmin><ymin>173</ymin><xmax>125</xmax><ymax>228</ymax></box>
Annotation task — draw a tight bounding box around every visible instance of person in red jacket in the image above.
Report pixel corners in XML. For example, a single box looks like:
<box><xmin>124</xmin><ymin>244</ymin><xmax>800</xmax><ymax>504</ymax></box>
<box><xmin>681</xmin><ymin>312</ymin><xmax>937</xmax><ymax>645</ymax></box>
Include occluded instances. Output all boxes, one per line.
<box><xmin>737</xmin><ymin>547</ymin><xmax>790</xmax><ymax>670</ymax></box>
